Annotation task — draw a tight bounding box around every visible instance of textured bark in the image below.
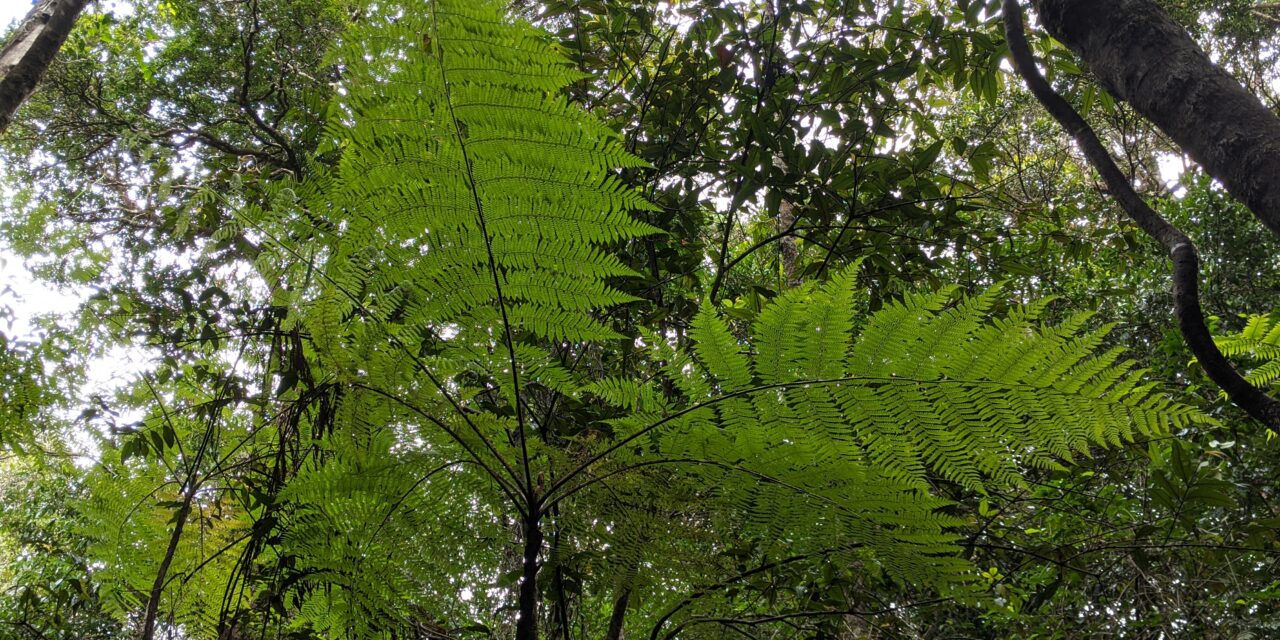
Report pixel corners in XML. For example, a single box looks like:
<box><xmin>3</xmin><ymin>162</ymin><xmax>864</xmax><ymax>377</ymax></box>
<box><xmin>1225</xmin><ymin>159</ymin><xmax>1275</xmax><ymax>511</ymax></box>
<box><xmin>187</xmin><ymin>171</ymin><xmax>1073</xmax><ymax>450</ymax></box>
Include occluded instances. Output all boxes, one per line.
<box><xmin>0</xmin><ymin>0</ymin><xmax>90</xmax><ymax>134</ymax></box>
<box><xmin>777</xmin><ymin>198</ymin><xmax>801</xmax><ymax>288</ymax></box>
<box><xmin>1006</xmin><ymin>0</ymin><xmax>1280</xmax><ymax>428</ymax></box>
<box><xmin>1033</xmin><ymin>0</ymin><xmax>1280</xmax><ymax>238</ymax></box>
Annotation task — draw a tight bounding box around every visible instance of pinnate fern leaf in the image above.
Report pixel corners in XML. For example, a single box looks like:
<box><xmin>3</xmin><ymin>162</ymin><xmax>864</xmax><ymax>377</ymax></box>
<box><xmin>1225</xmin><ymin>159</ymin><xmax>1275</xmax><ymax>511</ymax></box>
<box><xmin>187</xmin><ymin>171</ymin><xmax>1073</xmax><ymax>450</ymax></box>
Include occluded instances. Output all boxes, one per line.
<box><xmin>585</xmin><ymin>269</ymin><xmax>1213</xmax><ymax>590</ymax></box>
<box><xmin>1216</xmin><ymin>311</ymin><xmax>1280</xmax><ymax>388</ymax></box>
<box><xmin>90</xmin><ymin>0</ymin><xmax>1217</xmax><ymax>634</ymax></box>
<box><xmin>312</xmin><ymin>0</ymin><xmax>658</xmax><ymax>353</ymax></box>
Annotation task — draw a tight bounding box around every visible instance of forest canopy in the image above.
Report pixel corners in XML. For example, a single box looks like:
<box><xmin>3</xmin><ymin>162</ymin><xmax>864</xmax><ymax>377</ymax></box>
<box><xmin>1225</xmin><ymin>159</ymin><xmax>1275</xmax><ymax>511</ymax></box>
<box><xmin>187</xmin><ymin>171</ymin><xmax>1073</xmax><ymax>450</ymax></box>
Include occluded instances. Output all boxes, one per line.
<box><xmin>1</xmin><ymin>0</ymin><xmax>1279</xmax><ymax>638</ymax></box>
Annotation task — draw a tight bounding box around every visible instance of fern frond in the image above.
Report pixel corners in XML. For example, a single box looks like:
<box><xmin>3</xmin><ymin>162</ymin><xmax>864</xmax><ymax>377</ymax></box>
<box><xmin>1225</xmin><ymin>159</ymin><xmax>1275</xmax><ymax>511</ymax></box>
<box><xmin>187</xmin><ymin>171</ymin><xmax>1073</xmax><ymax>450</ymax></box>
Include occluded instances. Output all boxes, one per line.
<box><xmin>316</xmin><ymin>0</ymin><xmax>657</xmax><ymax>351</ymax></box>
<box><xmin>1213</xmin><ymin>311</ymin><xmax>1280</xmax><ymax>390</ymax></box>
<box><xmin>578</xmin><ymin>267</ymin><xmax>1212</xmax><ymax>593</ymax></box>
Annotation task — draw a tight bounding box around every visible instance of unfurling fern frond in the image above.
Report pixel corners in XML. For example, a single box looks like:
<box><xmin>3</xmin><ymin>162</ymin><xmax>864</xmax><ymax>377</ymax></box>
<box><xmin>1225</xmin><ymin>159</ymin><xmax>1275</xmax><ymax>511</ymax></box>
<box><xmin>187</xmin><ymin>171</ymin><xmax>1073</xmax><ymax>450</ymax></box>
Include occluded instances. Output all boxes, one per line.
<box><xmin>1215</xmin><ymin>311</ymin><xmax>1280</xmax><ymax>389</ymax></box>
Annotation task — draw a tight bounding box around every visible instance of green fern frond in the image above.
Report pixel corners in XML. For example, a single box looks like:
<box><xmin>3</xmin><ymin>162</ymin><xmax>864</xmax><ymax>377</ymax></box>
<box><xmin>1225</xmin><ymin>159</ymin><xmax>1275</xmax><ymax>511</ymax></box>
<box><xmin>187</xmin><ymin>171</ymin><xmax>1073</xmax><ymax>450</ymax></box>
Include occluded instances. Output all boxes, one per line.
<box><xmin>1214</xmin><ymin>311</ymin><xmax>1280</xmax><ymax>389</ymax></box>
<box><xmin>582</xmin><ymin>268</ymin><xmax>1212</xmax><ymax>591</ymax></box>
<box><xmin>278</xmin><ymin>421</ymin><xmax>506</xmax><ymax>638</ymax></box>
<box><xmin>74</xmin><ymin>0</ymin><xmax>1217</xmax><ymax>636</ymax></box>
<box><xmin>690</xmin><ymin>302</ymin><xmax>753</xmax><ymax>392</ymax></box>
<box><xmin>314</xmin><ymin>0</ymin><xmax>658</xmax><ymax>352</ymax></box>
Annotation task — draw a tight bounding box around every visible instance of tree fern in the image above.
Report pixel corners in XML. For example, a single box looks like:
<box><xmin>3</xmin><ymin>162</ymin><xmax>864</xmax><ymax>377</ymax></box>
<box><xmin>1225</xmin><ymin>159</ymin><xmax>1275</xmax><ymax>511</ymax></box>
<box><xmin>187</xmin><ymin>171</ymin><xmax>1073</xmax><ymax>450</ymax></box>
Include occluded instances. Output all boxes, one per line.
<box><xmin>288</xmin><ymin>0</ymin><xmax>1213</xmax><ymax>605</ymax></box>
<box><xmin>310</xmin><ymin>0</ymin><xmax>657</xmax><ymax>351</ymax></box>
<box><xmin>69</xmin><ymin>0</ymin><xmax>1217</xmax><ymax>637</ymax></box>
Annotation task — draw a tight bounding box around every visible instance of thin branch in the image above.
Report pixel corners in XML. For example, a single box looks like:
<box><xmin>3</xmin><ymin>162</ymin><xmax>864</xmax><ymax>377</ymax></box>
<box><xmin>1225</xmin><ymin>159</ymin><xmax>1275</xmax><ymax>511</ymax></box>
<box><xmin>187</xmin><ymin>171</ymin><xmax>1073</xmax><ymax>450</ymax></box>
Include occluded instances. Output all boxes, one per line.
<box><xmin>544</xmin><ymin>456</ymin><xmax>858</xmax><ymax>518</ymax></box>
<box><xmin>660</xmin><ymin>597</ymin><xmax>952</xmax><ymax>640</ymax></box>
<box><xmin>544</xmin><ymin>377</ymin><xmax>864</xmax><ymax>505</ymax></box>
<box><xmin>0</xmin><ymin>620</ymin><xmax>51</xmax><ymax>640</ymax></box>
<box><xmin>236</xmin><ymin>0</ymin><xmax>300</xmax><ymax>173</ymax></box>
<box><xmin>708</xmin><ymin>6</ymin><xmax>789</xmax><ymax>304</ymax></box>
<box><xmin>972</xmin><ymin>542</ymin><xmax>1099</xmax><ymax>577</ymax></box>
<box><xmin>351</xmin><ymin>384</ymin><xmax>526</xmax><ymax>516</ymax></box>
<box><xmin>714</xmin><ymin>194</ymin><xmax>984</xmax><ymax>288</ymax></box>
<box><xmin>649</xmin><ymin>544</ymin><xmax>864</xmax><ymax>640</ymax></box>
<box><xmin>369</xmin><ymin>459</ymin><xmax>470</xmax><ymax>540</ymax></box>
<box><xmin>142</xmin><ymin>346</ymin><xmax>249</xmax><ymax>640</ymax></box>
<box><xmin>545</xmin><ymin>374</ymin><xmax>1074</xmax><ymax>507</ymax></box>
<box><xmin>218</xmin><ymin>190</ymin><xmax>526</xmax><ymax>494</ymax></box>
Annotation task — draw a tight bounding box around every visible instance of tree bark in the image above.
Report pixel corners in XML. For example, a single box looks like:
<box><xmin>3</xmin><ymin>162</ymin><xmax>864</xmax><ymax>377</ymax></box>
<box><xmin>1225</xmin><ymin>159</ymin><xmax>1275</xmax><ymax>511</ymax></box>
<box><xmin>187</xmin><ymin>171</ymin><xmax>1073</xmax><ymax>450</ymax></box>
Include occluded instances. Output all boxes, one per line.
<box><xmin>0</xmin><ymin>0</ymin><xmax>90</xmax><ymax>134</ymax></box>
<box><xmin>515</xmin><ymin>517</ymin><xmax>543</xmax><ymax>640</ymax></box>
<box><xmin>1006</xmin><ymin>0</ymin><xmax>1280</xmax><ymax>428</ymax></box>
<box><xmin>605</xmin><ymin>586</ymin><xmax>631</xmax><ymax>640</ymax></box>
<box><xmin>777</xmin><ymin>198</ymin><xmax>801</xmax><ymax>289</ymax></box>
<box><xmin>1033</xmin><ymin>0</ymin><xmax>1280</xmax><ymax>238</ymax></box>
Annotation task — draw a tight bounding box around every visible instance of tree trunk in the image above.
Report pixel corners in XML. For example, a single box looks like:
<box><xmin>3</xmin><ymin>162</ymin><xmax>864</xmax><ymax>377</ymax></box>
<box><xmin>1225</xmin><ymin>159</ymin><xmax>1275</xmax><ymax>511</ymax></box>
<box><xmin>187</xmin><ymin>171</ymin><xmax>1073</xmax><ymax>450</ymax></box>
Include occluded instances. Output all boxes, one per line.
<box><xmin>142</xmin><ymin>486</ymin><xmax>195</xmax><ymax>640</ymax></box>
<box><xmin>515</xmin><ymin>517</ymin><xmax>544</xmax><ymax>640</ymax></box>
<box><xmin>777</xmin><ymin>198</ymin><xmax>801</xmax><ymax>289</ymax></box>
<box><xmin>1032</xmin><ymin>0</ymin><xmax>1280</xmax><ymax>237</ymax></box>
<box><xmin>0</xmin><ymin>0</ymin><xmax>90</xmax><ymax>134</ymax></box>
<box><xmin>604</xmin><ymin>586</ymin><xmax>631</xmax><ymax>640</ymax></box>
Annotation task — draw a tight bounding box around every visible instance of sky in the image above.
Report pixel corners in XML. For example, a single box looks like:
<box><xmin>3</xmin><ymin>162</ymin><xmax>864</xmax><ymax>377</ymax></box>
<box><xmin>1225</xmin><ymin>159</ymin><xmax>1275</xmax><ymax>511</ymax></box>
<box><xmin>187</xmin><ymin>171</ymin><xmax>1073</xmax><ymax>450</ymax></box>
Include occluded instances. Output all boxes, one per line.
<box><xmin>1</xmin><ymin>4</ymin><xmax>27</xmax><ymax>25</ymax></box>
<box><xmin>0</xmin><ymin>2</ymin><xmax>143</xmax><ymax>452</ymax></box>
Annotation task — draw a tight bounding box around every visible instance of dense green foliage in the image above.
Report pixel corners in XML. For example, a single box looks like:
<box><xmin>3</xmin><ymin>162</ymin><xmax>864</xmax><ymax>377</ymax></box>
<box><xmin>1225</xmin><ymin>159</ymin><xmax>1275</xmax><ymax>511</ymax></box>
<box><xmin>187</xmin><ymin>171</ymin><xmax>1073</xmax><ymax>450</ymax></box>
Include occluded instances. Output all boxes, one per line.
<box><xmin>2</xmin><ymin>0</ymin><xmax>1279</xmax><ymax>638</ymax></box>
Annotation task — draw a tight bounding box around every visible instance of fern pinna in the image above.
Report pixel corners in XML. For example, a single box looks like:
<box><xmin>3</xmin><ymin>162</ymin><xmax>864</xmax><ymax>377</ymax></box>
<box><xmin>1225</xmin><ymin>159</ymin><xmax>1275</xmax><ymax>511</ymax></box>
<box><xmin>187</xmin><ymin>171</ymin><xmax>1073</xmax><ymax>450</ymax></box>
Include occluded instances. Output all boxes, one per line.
<box><xmin>76</xmin><ymin>0</ymin><xmax>1212</xmax><ymax>638</ymax></box>
<box><xmin>1215</xmin><ymin>311</ymin><xmax>1280</xmax><ymax>390</ymax></box>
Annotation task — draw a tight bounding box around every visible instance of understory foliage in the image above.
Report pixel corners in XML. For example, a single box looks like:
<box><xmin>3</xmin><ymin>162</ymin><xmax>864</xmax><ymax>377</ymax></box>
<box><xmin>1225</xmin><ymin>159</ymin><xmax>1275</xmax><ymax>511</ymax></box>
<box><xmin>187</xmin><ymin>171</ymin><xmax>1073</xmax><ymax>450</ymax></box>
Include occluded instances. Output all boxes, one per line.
<box><xmin>65</xmin><ymin>1</ymin><xmax>1214</xmax><ymax>638</ymax></box>
<box><xmin>5</xmin><ymin>0</ymin><xmax>1279</xmax><ymax>638</ymax></box>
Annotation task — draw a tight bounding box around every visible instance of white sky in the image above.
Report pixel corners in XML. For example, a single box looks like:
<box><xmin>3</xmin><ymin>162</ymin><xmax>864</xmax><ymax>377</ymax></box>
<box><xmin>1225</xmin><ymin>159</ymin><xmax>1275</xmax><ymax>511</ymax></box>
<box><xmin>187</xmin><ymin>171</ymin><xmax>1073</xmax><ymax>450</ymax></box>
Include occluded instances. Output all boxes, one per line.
<box><xmin>1</xmin><ymin>4</ymin><xmax>28</xmax><ymax>25</ymax></box>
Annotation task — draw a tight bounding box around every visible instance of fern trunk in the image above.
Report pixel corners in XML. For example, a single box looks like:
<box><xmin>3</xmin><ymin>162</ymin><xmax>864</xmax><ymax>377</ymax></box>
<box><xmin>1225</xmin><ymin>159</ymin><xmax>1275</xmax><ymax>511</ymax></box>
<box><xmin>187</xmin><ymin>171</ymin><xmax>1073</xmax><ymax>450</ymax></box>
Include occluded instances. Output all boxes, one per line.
<box><xmin>516</xmin><ymin>517</ymin><xmax>544</xmax><ymax>640</ymax></box>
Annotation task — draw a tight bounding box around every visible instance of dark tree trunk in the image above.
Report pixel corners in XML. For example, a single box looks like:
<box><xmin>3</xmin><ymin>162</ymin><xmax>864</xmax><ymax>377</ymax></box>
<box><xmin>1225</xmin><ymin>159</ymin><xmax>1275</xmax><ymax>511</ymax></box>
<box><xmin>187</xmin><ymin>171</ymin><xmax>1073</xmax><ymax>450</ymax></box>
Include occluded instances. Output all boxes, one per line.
<box><xmin>604</xmin><ymin>586</ymin><xmax>631</xmax><ymax>640</ymax></box>
<box><xmin>1007</xmin><ymin>0</ymin><xmax>1280</xmax><ymax>428</ymax></box>
<box><xmin>1033</xmin><ymin>0</ymin><xmax>1280</xmax><ymax>237</ymax></box>
<box><xmin>515</xmin><ymin>517</ymin><xmax>543</xmax><ymax>640</ymax></box>
<box><xmin>0</xmin><ymin>0</ymin><xmax>90</xmax><ymax>134</ymax></box>
<box><xmin>142</xmin><ymin>486</ymin><xmax>195</xmax><ymax>640</ymax></box>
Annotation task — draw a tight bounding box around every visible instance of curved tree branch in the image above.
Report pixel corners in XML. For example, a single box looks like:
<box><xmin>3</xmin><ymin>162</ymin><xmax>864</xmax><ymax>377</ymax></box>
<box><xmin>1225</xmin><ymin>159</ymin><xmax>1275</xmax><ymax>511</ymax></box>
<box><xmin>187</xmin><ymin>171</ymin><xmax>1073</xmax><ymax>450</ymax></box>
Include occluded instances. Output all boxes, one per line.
<box><xmin>1004</xmin><ymin>0</ymin><xmax>1280</xmax><ymax>428</ymax></box>
<box><xmin>1031</xmin><ymin>0</ymin><xmax>1280</xmax><ymax>237</ymax></box>
<box><xmin>649</xmin><ymin>544</ymin><xmax>864</xmax><ymax>640</ymax></box>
